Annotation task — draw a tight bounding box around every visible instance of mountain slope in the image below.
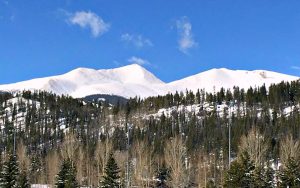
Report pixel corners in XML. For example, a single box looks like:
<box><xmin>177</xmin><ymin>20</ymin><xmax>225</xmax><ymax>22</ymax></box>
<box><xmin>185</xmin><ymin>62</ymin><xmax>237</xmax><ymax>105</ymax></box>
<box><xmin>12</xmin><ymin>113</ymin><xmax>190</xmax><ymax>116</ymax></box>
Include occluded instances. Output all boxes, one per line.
<box><xmin>0</xmin><ymin>64</ymin><xmax>166</xmax><ymax>98</ymax></box>
<box><xmin>0</xmin><ymin>65</ymin><xmax>298</xmax><ymax>98</ymax></box>
<box><xmin>167</xmin><ymin>68</ymin><xmax>299</xmax><ymax>93</ymax></box>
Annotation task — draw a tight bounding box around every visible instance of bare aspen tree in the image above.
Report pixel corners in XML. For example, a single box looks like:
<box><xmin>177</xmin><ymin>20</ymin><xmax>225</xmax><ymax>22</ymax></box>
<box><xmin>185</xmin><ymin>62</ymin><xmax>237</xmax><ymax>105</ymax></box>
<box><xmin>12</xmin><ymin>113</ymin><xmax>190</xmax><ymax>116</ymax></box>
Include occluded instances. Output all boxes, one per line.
<box><xmin>239</xmin><ymin>128</ymin><xmax>268</xmax><ymax>166</ymax></box>
<box><xmin>16</xmin><ymin>140</ymin><xmax>30</xmax><ymax>171</ymax></box>
<box><xmin>219</xmin><ymin>149</ymin><xmax>225</xmax><ymax>187</ymax></box>
<box><xmin>195</xmin><ymin>151</ymin><xmax>208</xmax><ymax>188</ymax></box>
<box><xmin>45</xmin><ymin>150</ymin><xmax>59</xmax><ymax>186</ymax></box>
<box><xmin>95</xmin><ymin>140</ymin><xmax>112</xmax><ymax>176</ymax></box>
<box><xmin>144</xmin><ymin>153</ymin><xmax>154</xmax><ymax>188</ymax></box>
<box><xmin>89</xmin><ymin>156</ymin><xmax>99</xmax><ymax>187</ymax></box>
<box><xmin>86</xmin><ymin>148</ymin><xmax>92</xmax><ymax>186</ymax></box>
<box><xmin>132</xmin><ymin>141</ymin><xmax>154</xmax><ymax>187</ymax></box>
<box><xmin>60</xmin><ymin>132</ymin><xmax>80</xmax><ymax>184</ymax></box>
<box><xmin>76</xmin><ymin>145</ymin><xmax>85</xmax><ymax>185</ymax></box>
<box><xmin>60</xmin><ymin>132</ymin><xmax>79</xmax><ymax>161</ymax></box>
<box><xmin>132</xmin><ymin>142</ymin><xmax>142</xmax><ymax>187</ymax></box>
<box><xmin>165</xmin><ymin>136</ymin><xmax>187</xmax><ymax>188</ymax></box>
<box><xmin>280</xmin><ymin>134</ymin><xmax>300</xmax><ymax>167</ymax></box>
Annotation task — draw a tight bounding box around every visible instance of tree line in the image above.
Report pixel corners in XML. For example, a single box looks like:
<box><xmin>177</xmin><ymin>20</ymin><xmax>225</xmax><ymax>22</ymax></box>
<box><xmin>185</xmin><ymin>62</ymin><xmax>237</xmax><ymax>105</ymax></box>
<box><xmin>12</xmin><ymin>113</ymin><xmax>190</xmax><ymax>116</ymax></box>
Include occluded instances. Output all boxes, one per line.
<box><xmin>0</xmin><ymin>79</ymin><xmax>299</xmax><ymax>187</ymax></box>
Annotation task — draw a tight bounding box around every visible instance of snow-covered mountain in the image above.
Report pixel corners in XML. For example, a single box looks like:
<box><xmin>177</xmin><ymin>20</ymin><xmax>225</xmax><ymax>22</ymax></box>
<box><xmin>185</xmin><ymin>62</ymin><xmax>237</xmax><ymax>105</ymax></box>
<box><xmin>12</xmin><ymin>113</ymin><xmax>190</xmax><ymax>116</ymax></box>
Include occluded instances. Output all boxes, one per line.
<box><xmin>0</xmin><ymin>64</ymin><xmax>298</xmax><ymax>98</ymax></box>
<box><xmin>0</xmin><ymin>64</ymin><xmax>166</xmax><ymax>98</ymax></box>
<box><xmin>168</xmin><ymin>68</ymin><xmax>299</xmax><ymax>94</ymax></box>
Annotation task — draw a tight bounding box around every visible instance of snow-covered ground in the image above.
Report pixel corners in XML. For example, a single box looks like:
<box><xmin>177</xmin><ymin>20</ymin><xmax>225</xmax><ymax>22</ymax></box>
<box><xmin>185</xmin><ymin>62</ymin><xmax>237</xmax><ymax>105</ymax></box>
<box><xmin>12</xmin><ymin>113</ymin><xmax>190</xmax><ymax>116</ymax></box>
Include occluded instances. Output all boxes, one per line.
<box><xmin>0</xmin><ymin>97</ymin><xmax>74</xmax><ymax>134</ymax></box>
<box><xmin>145</xmin><ymin>102</ymin><xmax>299</xmax><ymax>120</ymax></box>
<box><xmin>0</xmin><ymin>64</ymin><xmax>298</xmax><ymax>98</ymax></box>
<box><xmin>31</xmin><ymin>185</ymin><xmax>51</xmax><ymax>188</ymax></box>
<box><xmin>0</xmin><ymin>97</ymin><xmax>40</xmax><ymax>130</ymax></box>
<box><xmin>1</xmin><ymin>95</ymin><xmax>299</xmax><ymax>134</ymax></box>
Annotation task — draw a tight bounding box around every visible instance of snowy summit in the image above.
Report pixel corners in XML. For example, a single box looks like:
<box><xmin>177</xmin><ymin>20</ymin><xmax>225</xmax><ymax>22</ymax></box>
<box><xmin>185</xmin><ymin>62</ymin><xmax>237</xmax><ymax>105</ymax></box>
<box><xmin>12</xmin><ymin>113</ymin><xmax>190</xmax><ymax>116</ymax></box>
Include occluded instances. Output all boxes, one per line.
<box><xmin>0</xmin><ymin>64</ymin><xmax>298</xmax><ymax>98</ymax></box>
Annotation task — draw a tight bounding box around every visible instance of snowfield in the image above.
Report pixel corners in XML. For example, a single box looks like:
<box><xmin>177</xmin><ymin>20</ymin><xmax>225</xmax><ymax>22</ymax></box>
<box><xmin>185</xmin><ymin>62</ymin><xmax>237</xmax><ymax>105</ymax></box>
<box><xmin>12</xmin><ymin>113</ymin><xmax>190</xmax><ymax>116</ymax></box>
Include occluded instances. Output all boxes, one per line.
<box><xmin>0</xmin><ymin>64</ymin><xmax>298</xmax><ymax>98</ymax></box>
<box><xmin>168</xmin><ymin>68</ymin><xmax>299</xmax><ymax>95</ymax></box>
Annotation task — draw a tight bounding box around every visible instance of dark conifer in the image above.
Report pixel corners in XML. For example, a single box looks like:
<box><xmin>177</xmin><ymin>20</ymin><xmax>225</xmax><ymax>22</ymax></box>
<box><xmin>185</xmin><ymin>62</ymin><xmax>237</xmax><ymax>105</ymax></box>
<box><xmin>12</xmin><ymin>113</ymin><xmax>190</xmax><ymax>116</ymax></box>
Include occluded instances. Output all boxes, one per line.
<box><xmin>100</xmin><ymin>152</ymin><xmax>120</xmax><ymax>188</ymax></box>
<box><xmin>0</xmin><ymin>154</ymin><xmax>19</xmax><ymax>188</ymax></box>
<box><xmin>224</xmin><ymin>151</ymin><xmax>255</xmax><ymax>188</ymax></box>
<box><xmin>279</xmin><ymin>157</ymin><xmax>300</xmax><ymax>188</ymax></box>
<box><xmin>55</xmin><ymin>158</ymin><xmax>78</xmax><ymax>188</ymax></box>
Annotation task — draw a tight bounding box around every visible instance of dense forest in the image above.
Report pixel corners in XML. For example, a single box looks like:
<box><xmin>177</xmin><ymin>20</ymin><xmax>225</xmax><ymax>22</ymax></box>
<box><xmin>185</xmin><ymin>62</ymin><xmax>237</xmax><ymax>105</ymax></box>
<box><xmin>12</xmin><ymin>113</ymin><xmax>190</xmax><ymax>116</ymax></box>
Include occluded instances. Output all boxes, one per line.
<box><xmin>0</xmin><ymin>80</ymin><xmax>300</xmax><ymax>187</ymax></box>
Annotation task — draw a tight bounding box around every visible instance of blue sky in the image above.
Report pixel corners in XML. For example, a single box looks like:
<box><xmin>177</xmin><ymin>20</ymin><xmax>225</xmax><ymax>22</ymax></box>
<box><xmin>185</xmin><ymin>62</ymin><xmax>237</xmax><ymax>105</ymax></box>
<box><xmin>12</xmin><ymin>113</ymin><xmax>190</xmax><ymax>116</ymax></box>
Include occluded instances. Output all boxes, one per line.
<box><xmin>0</xmin><ymin>0</ymin><xmax>300</xmax><ymax>84</ymax></box>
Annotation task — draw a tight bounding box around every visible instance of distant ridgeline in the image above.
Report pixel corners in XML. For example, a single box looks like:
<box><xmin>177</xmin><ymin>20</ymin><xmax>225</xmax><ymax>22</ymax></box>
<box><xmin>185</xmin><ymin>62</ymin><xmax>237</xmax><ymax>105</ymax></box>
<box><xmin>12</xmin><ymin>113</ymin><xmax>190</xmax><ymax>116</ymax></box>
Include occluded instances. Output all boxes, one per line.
<box><xmin>83</xmin><ymin>94</ymin><xmax>128</xmax><ymax>106</ymax></box>
<box><xmin>0</xmin><ymin>79</ymin><xmax>299</xmax><ymax>187</ymax></box>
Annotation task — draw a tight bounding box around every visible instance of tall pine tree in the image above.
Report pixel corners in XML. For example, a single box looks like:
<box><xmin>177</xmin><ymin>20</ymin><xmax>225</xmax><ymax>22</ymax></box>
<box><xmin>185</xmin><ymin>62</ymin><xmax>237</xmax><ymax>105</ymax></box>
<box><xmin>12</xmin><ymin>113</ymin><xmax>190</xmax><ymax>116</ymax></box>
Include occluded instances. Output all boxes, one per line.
<box><xmin>279</xmin><ymin>157</ymin><xmax>300</xmax><ymax>188</ymax></box>
<box><xmin>252</xmin><ymin>164</ymin><xmax>274</xmax><ymax>188</ymax></box>
<box><xmin>100</xmin><ymin>152</ymin><xmax>120</xmax><ymax>188</ymax></box>
<box><xmin>18</xmin><ymin>169</ymin><xmax>30</xmax><ymax>188</ymax></box>
<box><xmin>224</xmin><ymin>151</ymin><xmax>255</xmax><ymax>188</ymax></box>
<box><xmin>55</xmin><ymin>158</ymin><xmax>79</xmax><ymax>188</ymax></box>
<box><xmin>0</xmin><ymin>154</ymin><xmax>19</xmax><ymax>188</ymax></box>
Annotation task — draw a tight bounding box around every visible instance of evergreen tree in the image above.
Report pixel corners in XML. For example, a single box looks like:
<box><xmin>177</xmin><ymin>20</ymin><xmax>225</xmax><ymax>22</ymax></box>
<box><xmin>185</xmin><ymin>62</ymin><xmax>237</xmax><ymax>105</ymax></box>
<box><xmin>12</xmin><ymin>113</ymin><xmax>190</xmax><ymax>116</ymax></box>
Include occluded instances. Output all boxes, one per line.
<box><xmin>253</xmin><ymin>166</ymin><xmax>265</xmax><ymax>187</ymax></box>
<box><xmin>264</xmin><ymin>162</ymin><xmax>275</xmax><ymax>188</ymax></box>
<box><xmin>0</xmin><ymin>154</ymin><xmax>19</xmax><ymax>188</ymax></box>
<box><xmin>18</xmin><ymin>169</ymin><xmax>30</xmax><ymax>188</ymax></box>
<box><xmin>100</xmin><ymin>152</ymin><xmax>120</xmax><ymax>188</ymax></box>
<box><xmin>55</xmin><ymin>158</ymin><xmax>78</xmax><ymax>188</ymax></box>
<box><xmin>279</xmin><ymin>157</ymin><xmax>300</xmax><ymax>188</ymax></box>
<box><xmin>253</xmin><ymin>164</ymin><xmax>274</xmax><ymax>188</ymax></box>
<box><xmin>224</xmin><ymin>151</ymin><xmax>255</xmax><ymax>188</ymax></box>
<box><xmin>29</xmin><ymin>155</ymin><xmax>42</xmax><ymax>184</ymax></box>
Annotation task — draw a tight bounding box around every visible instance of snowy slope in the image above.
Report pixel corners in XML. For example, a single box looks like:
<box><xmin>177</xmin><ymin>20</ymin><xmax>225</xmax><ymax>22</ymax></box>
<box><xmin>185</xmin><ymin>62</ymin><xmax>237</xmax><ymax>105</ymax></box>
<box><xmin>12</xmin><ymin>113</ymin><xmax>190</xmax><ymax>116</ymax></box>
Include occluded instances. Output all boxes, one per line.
<box><xmin>0</xmin><ymin>64</ymin><xmax>166</xmax><ymax>98</ymax></box>
<box><xmin>167</xmin><ymin>68</ymin><xmax>299</xmax><ymax>93</ymax></box>
<box><xmin>0</xmin><ymin>65</ymin><xmax>298</xmax><ymax>98</ymax></box>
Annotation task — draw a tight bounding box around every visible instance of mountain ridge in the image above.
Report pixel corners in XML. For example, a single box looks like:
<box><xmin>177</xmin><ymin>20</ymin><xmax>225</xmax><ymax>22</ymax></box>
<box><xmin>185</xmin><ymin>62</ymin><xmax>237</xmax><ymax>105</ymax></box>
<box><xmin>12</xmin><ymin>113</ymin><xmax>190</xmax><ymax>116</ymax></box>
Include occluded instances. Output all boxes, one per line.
<box><xmin>0</xmin><ymin>64</ymin><xmax>298</xmax><ymax>98</ymax></box>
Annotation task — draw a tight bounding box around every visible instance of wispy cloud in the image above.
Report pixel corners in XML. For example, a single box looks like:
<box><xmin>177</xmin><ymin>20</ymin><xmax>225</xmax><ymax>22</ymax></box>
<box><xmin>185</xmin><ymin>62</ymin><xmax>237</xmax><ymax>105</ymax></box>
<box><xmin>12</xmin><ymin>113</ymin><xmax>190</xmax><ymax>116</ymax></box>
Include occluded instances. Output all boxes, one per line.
<box><xmin>121</xmin><ymin>33</ymin><xmax>153</xmax><ymax>48</ymax></box>
<box><xmin>128</xmin><ymin>56</ymin><xmax>150</xmax><ymax>66</ymax></box>
<box><xmin>176</xmin><ymin>16</ymin><xmax>197</xmax><ymax>54</ymax></box>
<box><xmin>67</xmin><ymin>11</ymin><xmax>110</xmax><ymax>37</ymax></box>
<box><xmin>291</xmin><ymin>66</ymin><xmax>300</xmax><ymax>70</ymax></box>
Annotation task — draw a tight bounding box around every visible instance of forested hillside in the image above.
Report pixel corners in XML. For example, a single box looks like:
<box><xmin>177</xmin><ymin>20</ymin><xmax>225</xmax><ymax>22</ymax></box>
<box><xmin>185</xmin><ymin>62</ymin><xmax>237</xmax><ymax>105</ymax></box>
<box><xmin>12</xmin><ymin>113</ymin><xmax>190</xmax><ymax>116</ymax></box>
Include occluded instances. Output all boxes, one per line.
<box><xmin>0</xmin><ymin>80</ymin><xmax>300</xmax><ymax>187</ymax></box>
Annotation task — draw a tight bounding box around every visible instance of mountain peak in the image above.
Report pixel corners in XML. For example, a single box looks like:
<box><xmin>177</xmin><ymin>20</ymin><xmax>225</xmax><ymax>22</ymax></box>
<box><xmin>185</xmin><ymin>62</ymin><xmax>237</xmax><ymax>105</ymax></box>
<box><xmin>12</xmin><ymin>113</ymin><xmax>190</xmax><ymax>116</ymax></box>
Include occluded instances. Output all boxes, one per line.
<box><xmin>122</xmin><ymin>63</ymin><xmax>145</xmax><ymax>68</ymax></box>
<box><xmin>213</xmin><ymin>67</ymin><xmax>231</xmax><ymax>71</ymax></box>
<box><xmin>67</xmin><ymin>64</ymin><xmax>146</xmax><ymax>75</ymax></box>
<box><xmin>108</xmin><ymin>64</ymin><xmax>165</xmax><ymax>85</ymax></box>
<box><xmin>0</xmin><ymin>66</ymin><xmax>298</xmax><ymax>98</ymax></box>
<box><xmin>0</xmin><ymin>64</ymin><xmax>165</xmax><ymax>98</ymax></box>
<box><xmin>113</xmin><ymin>63</ymin><xmax>147</xmax><ymax>72</ymax></box>
<box><xmin>70</xmin><ymin>67</ymin><xmax>94</xmax><ymax>72</ymax></box>
<box><xmin>66</xmin><ymin>67</ymin><xmax>97</xmax><ymax>76</ymax></box>
<box><xmin>169</xmin><ymin>68</ymin><xmax>299</xmax><ymax>94</ymax></box>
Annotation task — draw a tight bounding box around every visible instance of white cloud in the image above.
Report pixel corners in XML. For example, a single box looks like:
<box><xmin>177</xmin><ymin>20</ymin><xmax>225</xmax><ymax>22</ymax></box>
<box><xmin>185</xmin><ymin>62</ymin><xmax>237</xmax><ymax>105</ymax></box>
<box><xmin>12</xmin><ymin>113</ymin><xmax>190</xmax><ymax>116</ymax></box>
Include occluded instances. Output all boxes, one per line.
<box><xmin>128</xmin><ymin>56</ymin><xmax>150</xmax><ymax>66</ymax></box>
<box><xmin>68</xmin><ymin>11</ymin><xmax>110</xmax><ymax>37</ymax></box>
<box><xmin>291</xmin><ymin>66</ymin><xmax>300</xmax><ymax>70</ymax></box>
<box><xmin>121</xmin><ymin>33</ymin><xmax>153</xmax><ymax>48</ymax></box>
<box><xmin>176</xmin><ymin>16</ymin><xmax>197</xmax><ymax>54</ymax></box>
